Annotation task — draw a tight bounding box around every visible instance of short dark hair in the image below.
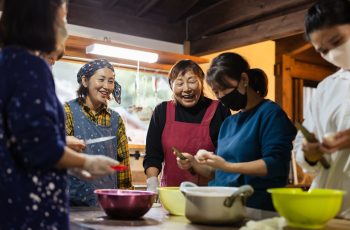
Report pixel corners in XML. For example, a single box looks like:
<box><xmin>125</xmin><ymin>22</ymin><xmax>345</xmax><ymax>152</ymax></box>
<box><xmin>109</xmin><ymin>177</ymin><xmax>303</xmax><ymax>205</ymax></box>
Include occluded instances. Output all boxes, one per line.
<box><xmin>305</xmin><ymin>0</ymin><xmax>350</xmax><ymax>40</ymax></box>
<box><xmin>168</xmin><ymin>59</ymin><xmax>205</xmax><ymax>85</ymax></box>
<box><xmin>206</xmin><ymin>53</ymin><xmax>268</xmax><ymax>98</ymax></box>
<box><xmin>0</xmin><ymin>0</ymin><xmax>66</xmax><ymax>53</ymax></box>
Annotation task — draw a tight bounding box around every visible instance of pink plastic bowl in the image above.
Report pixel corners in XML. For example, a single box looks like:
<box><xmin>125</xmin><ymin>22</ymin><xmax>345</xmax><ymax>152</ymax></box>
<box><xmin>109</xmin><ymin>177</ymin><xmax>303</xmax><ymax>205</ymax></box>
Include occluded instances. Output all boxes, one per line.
<box><xmin>94</xmin><ymin>189</ymin><xmax>156</xmax><ymax>219</ymax></box>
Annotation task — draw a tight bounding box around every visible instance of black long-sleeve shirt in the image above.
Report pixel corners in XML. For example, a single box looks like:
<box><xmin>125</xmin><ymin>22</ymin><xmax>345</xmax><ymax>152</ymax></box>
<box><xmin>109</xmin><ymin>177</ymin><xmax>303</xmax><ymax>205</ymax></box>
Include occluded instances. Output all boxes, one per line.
<box><xmin>143</xmin><ymin>97</ymin><xmax>231</xmax><ymax>173</ymax></box>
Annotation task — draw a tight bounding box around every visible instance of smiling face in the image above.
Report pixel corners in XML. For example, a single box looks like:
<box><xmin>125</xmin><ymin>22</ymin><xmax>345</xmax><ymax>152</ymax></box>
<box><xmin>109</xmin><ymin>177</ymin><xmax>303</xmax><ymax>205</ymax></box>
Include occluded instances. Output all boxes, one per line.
<box><xmin>171</xmin><ymin>70</ymin><xmax>203</xmax><ymax>108</ymax></box>
<box><xmin>82</xmin><ymin>67</ymin><xmax>115</xmax><ymax>107</ymax></box>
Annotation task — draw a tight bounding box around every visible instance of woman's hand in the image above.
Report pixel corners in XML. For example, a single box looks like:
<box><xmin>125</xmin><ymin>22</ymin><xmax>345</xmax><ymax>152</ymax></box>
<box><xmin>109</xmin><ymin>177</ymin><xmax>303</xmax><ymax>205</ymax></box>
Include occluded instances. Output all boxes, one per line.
<box><xmin>322</xmin><ymin>129</ymin><xmax>350</xmax><ymax>153</ymax></box>
<box><xmin>196</xmin><ymin>152</ymin><xmax>229</xmax><ymax>171</ymax></box>
<box><xmin>66</xmin><ymin>136</ymin><xmax>85</xmax><ymax>152</ymax></box>
<box><xmin>195</xmin><ymin>150</ymin><xmax>213</xmax><ymax>163</ymax></box>
<box><xmin>83</xmin><ymin>155</ymin><xmax>119</xmax><ymax>176</ymax></box>
<box><xmin>68</xmin><ymin>168</ymin><xmax>94</xmax><ymax>180</ymax></box>
<box><xmin>302</xmin><ymin>139</ymin><xmax>325</xmax><ymax>163</ymax></box>
<box><xmin>176</xmin><ymin>152</ymin><xmax>194</xmax><ymax>170</ymax></box>
<box><xmin>146</xmin><ymin>176</ymin><xmax>159</xmax><ymax>193</ymax></box>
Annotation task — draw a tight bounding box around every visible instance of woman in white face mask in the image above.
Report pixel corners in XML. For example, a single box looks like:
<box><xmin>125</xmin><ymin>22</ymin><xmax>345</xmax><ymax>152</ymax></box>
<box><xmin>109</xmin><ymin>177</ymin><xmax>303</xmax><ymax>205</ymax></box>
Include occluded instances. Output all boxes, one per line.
<box><xmin>294</xmin><ymin>0</ymin><xmax>350</xmax><ymax>219</ymax></box>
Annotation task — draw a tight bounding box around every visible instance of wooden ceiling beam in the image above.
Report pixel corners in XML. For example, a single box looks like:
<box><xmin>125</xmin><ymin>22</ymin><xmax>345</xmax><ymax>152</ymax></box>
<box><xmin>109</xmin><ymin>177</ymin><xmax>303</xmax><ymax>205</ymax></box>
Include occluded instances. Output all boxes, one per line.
<box><xmin>187</xmin><ymin>0</ymin><xmax>316</xmax><ymax>41</ymax></box>
<box><xmin>67</xmin><ymin>3</ymin><xmax>184</xmax><ymax>43</ymax></box>
<box><xmin>135</xmin><ymin>0</ymin><xmax>161</xmax><ymax>17</ymax></box>
<box><xmin>291</xmin><ymin>60</ymin><xmax>334</xmax><ymax>81</ymax></box>
<box><xmin>168</xmin><ymin>0</ymin><xmax>200</xmax><ymax>23</ymax></box>
<box><xmin>190</xmin><ymin>8</ymin><xmax>308</xmax><ymax>55</ymax></box>
<box><xmin>70</xmin><ymin>0</ymin><xmax>102</xmax><ymax>8</ymax></box>
<box><xmin>104</xmin><ymin>0</ymin><xmax>120</xmax><ymax>9</ymax></box>
<box><xmin>289</xmin><ymin>43</ymin><xmax>313</xmax><ymax>57</ymax></box>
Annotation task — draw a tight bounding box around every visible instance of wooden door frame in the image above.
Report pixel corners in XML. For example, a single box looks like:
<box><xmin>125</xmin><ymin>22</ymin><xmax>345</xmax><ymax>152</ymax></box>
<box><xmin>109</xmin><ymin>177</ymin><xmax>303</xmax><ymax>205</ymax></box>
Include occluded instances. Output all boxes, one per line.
<box><xmin>280</xmin><ymin>54</ymin><xmax>334</xmax><ymax>122</ymax></box>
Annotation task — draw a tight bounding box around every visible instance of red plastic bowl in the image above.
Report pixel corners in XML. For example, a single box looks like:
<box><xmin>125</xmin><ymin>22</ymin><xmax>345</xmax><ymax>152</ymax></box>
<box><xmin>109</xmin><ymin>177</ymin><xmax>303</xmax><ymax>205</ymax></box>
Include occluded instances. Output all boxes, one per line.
<box><xmin>94</xmin><ymin>189</ymin><xmax>156</xmax><ymax>219</ymax></box>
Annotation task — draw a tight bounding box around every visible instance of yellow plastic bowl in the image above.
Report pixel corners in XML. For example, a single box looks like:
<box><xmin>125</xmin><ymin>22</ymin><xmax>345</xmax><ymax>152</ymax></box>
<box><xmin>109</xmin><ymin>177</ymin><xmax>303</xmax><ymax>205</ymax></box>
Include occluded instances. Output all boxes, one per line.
<box><xmin>268</xmin><ymin>188</ymin><xmax>346</xmax><ymax>229</ymax></box>
<box><xmin>158</xmin><ymin>187</ymin><xmax>185</xmax><ymax>216</ymax></box>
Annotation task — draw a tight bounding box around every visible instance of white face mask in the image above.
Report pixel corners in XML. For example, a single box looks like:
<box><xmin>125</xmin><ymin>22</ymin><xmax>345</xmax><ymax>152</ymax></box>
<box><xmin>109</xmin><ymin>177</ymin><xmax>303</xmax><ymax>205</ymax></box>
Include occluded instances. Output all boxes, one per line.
<box><xmin>322</xmin><ymin>38</ymin><xmax>350</xmax><ymax>70</ymax></box>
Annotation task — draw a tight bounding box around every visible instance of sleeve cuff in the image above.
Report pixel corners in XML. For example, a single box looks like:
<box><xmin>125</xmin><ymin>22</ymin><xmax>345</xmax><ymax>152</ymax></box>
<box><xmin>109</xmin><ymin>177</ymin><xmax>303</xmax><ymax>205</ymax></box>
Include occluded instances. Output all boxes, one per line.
<box><xmin>263</xmin><ymin>157</ymin><xmax>286</xmax><ymax>178</ymax></box>
<box><xmin>46</xmin><ymin>140</ymin><xmax>65</xmax><ymax>168</ymax></box>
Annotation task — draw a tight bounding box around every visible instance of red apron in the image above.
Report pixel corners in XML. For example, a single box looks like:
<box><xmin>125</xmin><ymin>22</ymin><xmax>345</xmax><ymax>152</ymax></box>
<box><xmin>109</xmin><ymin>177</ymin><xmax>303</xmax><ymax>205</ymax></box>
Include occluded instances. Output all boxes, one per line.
<box><xmin>160</xmin><ymin>100</ymin><xmax>219</xmax><ymax>186</ymax></box>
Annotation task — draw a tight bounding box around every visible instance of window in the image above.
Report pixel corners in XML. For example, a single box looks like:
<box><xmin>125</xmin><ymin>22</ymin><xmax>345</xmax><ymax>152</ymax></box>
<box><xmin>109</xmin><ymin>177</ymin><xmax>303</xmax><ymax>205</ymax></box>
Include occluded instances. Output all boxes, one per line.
<box><xmin>302</xmin><ymin>80</ymin><xmax>318</xmax><ymax>120</ymax></box>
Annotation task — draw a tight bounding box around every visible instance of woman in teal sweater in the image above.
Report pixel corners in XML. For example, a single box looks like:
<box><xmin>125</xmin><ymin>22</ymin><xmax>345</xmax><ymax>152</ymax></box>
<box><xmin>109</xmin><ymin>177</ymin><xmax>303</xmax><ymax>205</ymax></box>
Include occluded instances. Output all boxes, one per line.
<box><xmin>177</xmin><ymin>53</ymin><xmax>296</xmax><ymax>211</ymax></box>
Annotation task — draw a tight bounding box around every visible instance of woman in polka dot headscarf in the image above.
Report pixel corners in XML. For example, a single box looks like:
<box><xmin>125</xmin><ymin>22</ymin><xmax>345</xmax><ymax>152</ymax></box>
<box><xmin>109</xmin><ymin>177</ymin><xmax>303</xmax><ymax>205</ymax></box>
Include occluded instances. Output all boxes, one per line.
<box><xmin>64</xmin><ymin>59</ymin><xmax>133</xmax><ymax>206</ymax></box>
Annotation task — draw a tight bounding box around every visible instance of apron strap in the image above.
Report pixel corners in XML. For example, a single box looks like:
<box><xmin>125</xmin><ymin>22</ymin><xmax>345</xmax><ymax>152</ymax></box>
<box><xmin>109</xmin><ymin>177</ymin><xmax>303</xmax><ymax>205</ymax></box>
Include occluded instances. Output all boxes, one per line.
<box><xmin>201</xmin><ymin>100</ymin><xmax>219</xmax><ymax>125</ymax></box>
<box><xmin>165</xmin><ymin>100</ymin><xmax>176</xmax><ymax>123</ymax></box>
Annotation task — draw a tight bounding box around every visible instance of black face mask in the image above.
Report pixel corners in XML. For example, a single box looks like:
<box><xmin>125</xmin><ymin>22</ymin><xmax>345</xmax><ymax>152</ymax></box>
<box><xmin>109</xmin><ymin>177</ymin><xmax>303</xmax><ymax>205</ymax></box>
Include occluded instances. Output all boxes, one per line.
<box><xmin>219</xmin><ymin>88</ymin><xmax>247</xmax><ymax>111</ymax></box>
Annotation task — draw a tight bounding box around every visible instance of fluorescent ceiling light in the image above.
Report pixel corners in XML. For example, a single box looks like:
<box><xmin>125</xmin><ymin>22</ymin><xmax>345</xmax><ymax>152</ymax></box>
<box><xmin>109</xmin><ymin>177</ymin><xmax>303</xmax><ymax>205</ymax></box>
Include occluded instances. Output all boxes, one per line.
<box><xmin>86</xmin><ymin>44</ymin><xmax>159</xmax><ymax>63</ymax></box>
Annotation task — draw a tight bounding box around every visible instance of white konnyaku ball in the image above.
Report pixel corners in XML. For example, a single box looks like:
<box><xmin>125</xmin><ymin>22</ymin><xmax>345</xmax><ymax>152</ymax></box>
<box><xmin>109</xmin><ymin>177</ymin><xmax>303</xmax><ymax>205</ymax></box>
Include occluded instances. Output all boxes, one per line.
<box><xmin>196</xmin><ymin>149</ymin><xmax>210</xmax><ymax>161</ymax></box>
<box><xmin>324</xmin><ymin>133</ymin><xmax>336</xmax><ymax>144</ymax></box>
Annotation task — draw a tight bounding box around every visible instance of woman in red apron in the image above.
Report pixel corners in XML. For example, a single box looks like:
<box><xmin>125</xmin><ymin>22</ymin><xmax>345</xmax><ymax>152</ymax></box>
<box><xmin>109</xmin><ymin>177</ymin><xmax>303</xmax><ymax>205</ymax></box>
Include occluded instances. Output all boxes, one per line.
<box><xmin>143</xmin><ymin>60</ymin><xmax>231</xmax><ymax>190</ymax></box>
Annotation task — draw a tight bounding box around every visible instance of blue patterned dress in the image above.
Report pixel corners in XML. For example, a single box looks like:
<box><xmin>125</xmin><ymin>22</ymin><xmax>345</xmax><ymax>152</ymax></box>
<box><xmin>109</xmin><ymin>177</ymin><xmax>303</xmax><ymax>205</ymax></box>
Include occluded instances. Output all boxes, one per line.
<box><xmin>0</xmin><ymin>47</ymin><xmax>68</xmax><ymax>230</ymax></box>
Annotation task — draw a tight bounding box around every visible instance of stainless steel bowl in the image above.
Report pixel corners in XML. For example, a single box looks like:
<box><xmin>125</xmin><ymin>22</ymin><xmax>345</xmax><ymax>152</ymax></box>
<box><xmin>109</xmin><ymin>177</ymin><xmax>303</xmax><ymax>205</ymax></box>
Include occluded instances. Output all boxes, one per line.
<box><xmin>180</xmin><ymin>182</ymin><xmax>254</xmax><ymax>225</ymax></box>
<box><xmin>94</xmin><ymin>189</ymin><xmax>156</xmax><ymax>219</ymax></box>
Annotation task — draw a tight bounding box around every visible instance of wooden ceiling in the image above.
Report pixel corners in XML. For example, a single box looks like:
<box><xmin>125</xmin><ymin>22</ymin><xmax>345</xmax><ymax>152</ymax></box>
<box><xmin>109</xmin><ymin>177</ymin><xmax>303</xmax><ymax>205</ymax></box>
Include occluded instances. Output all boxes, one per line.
<box><xmin>67</xmin><ymin>0</ymin><xmax>221</xmax><ymax>45</ymax></box>
<box><xmin>0</xmin><ymin>0</ymin><xmax>318</xmax><ymax>55</ymax></box>
<box><xmin>67</xmin><ymin>0</ymin><xmax>317</xmax><ymax>55</ymax></box>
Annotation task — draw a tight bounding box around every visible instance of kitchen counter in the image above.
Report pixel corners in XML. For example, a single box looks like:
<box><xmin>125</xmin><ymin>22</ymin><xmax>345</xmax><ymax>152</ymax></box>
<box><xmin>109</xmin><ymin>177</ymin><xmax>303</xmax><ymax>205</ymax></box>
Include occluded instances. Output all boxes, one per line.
<box><xmin>70</xmin><ymin>206</ymin><xmax>350</xmax><ymax>230</ymax></box>
<box><xmin>70</xmin><ymin>206</ymin><xmax>237</xmax><ymax>230</ymax></box>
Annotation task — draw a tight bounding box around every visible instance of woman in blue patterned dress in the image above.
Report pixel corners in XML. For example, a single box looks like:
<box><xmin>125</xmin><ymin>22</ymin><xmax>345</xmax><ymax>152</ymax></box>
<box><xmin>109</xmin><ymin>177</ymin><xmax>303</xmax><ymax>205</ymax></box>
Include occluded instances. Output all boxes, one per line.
<box><xmin>0</xmin><ymin>0</ymin><xmax>119</xmax><ymax>229</ymax></box>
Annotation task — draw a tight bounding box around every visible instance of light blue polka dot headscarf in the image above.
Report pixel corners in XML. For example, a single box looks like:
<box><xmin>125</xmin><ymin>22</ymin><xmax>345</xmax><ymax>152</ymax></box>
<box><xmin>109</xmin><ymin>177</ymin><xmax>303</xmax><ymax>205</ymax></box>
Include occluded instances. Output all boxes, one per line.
<box><xmin>77</xmin><ymin>59</ymin><xmax>121</xmax><ymax>104</ymax></box>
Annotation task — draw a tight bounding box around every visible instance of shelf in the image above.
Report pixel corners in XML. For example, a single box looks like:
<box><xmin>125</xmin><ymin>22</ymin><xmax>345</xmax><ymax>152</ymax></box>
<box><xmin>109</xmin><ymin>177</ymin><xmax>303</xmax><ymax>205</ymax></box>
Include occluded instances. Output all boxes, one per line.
<box><xmin>128</xmin><ymin>144</ymin><xmax>145</xmax><ymax>150</ymax></box>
